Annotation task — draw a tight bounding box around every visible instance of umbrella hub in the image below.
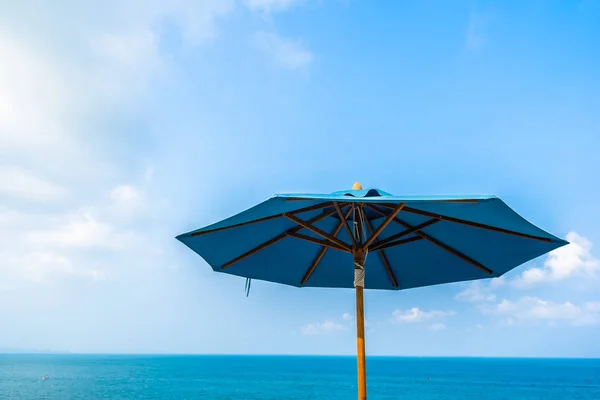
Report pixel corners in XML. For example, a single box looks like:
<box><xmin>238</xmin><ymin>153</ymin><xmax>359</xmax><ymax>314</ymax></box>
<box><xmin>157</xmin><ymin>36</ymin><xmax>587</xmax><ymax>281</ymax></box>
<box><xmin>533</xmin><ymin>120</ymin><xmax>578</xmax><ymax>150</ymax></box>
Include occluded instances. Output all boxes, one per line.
<box><xmin>352</xmin><ymin>249</ymin><xmax>366</xmax><ymax>264</ymax></box>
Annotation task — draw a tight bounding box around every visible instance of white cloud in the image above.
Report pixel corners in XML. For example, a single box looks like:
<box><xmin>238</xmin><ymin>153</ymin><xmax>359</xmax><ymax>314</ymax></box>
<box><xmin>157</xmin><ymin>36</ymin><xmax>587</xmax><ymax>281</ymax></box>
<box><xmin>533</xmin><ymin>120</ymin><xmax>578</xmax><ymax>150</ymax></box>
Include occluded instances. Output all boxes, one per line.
<box><xmin>489</xmin><ymin>276</ymin><xmax>506</xmax><ymax>289</ymax></box>
<box><xmin>481</xmin><ymin>297</ymin><xmax>600</xmax><ymax>326</ymax></box>
<box><xmin>302</xmin><ymin>320</ymin><xmax>345</xmax><ymax>335</ymax></box>
<box><xmin>0</xmin><ymin>208</ymin><xmax>23</xmax><ymax>226</ymax></box>
<box><xmin>0</xmin><ymin>1</ymin><xmax>234</xmax><ymax>290</ymax></box>
<box><xmin>463</xmin><ymin>233</ymin><xmax>600</xmax><ymax>328</ymax></box>
<box><xmin>254</xmin><ymin>31</ymin><xmax>313</xmax><ymax>70</ymax></box>
<box><xmin>162</xmin><ymin>1</ymin><xmax>236</xmax><ymax>44</ymax></box>
<box><xmin>0</xmin><ymin>166</ymin><xmax>65</xmax><ymax>202</ymax></box>
<box><xmin>85</xmin><ymin>29</ymin><xmax>166</xmax><ymax>106</ymax></box>
<box><xmin>27</xmin><ymin>211</ymin><xmax>136</xmax><ymax>250</ymax></box>
<box><xmin>0</xmin><ymin>31</ymin><xmax>154</xmax><ymax>166</ymax></box>
<box><xmin>454</xmin><ymin>232</ymin><xmax>596</xmax><ymax>312</ymax></box>
<box><xmin>244</xmin><ymin>0</ymin><xmax>302</xmax><ymax>13</ymax></box>
<box><xmin>302</xmin><ymin>313</ymin><xmax>354</xmax><ymax>335</ymax></box>
<box><xmin>515</xmin><ymin>232</ymin><xmax>599</xmax><ymax>287</ymax></box>
<box><xmin>455</xmin><ymin>281</ymin><xmax>497</xmax><ymax>303</ymax></box>
<box><xmin>342</xmin><ymin>312</ymin><xmax>354</xmax><ymax>321</ymax></box>
<box><xmin>0</xmin><ymin>251</ymin><xmax>102</xmax><ymax>285</ymax></box>
<box><xmin>391</xmin><ymin>307</ymin><xmax>456</xmax><ymax>324</ymax></box>
<box><xmin>110</xmin><ymin>185</ymin><xmax>142</xmax><ymax>206</ymax></box>
<box><xmin>0</xmin><ymin>1</ymin><xmax>235</xmax><ymax>168</ymax></box>
<box><xmin>0</xmin><ymin>34</ymin><xmax>73</xmax><ymax>154</ymax></box>
<box><xmin>465</xmin><ymin>13</ymin><xmax>490</xmax><ymax>51</ymax></box>
<box><xmin>429</xmin><ymin>323</ymin><xmax>446</xmax><ymax>331</ymax></box>
<box><xmin>144</xmin><ymin>166</ymin><xmax>154</xmax><ymax>184</ymax></box>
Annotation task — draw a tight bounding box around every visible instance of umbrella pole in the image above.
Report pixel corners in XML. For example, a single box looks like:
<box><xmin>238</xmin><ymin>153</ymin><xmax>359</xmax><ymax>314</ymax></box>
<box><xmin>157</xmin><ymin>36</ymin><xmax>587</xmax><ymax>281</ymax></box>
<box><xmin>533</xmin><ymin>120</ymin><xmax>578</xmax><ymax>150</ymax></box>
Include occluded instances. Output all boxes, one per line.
<box><xmin>356</xmin><ymin>285</ymin><xmax>367</xmax><ymax>400</ymax></box>
<box><xmin>351</xmin><ymin>183</ymin><xmax>367</xmax><ymax>399</ymax></box>
<box><xmin>354</xmin><ymin>252</ymin><xmax>367</xmax><ymax>400</ymax></box>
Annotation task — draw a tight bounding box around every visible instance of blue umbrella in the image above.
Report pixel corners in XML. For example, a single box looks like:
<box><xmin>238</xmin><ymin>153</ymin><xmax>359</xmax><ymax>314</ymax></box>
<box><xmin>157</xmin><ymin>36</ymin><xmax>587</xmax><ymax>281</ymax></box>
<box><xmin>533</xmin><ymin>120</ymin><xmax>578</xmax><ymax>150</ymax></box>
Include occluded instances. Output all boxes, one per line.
<box><xmin>177</xmin><ymin>183</ymin><xmax>567</xmax><ymax>399</ymax></box>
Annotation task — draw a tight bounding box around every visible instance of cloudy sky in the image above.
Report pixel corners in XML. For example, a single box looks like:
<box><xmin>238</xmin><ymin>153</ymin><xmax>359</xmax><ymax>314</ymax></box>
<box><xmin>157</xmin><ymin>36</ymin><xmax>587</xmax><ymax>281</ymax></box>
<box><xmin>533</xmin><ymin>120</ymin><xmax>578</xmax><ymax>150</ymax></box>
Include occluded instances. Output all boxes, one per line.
<box><xmin>1</xmin><ymin>0</ymin><xmax>599</xmax><ymax>357</ymax></box>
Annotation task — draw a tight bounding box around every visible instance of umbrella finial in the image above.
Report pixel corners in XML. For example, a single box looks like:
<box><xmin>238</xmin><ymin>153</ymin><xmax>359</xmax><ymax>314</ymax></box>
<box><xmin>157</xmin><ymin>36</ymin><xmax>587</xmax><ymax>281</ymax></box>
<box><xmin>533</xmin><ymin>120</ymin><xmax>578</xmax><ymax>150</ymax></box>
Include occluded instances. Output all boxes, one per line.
<box><xmin>352</xmin><ymin>182</ymin><xmax>362</xmax><ymax>190</ymax></box>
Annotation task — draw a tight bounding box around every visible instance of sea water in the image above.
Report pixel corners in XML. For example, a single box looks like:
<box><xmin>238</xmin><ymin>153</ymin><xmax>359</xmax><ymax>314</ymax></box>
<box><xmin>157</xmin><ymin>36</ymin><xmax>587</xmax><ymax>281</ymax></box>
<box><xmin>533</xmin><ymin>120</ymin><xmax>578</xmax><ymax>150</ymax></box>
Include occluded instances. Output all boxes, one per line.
<box><xmin>0</xmin><ymin>355</ymin><xmax>598</xmax><ymax>399</ymax></box>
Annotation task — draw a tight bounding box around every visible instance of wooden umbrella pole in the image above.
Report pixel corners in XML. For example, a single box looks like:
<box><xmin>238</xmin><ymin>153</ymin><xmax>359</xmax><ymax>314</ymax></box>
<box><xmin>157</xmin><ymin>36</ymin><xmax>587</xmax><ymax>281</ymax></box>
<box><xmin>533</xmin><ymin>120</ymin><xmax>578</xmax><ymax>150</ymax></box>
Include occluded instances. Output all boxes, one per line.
<box><xmin>351</xmin><ymin>182</ymin><xmax>367</xmax><ymax>399</ymax></box>
<box><xmin>356</xmin><ymin>285</ymin><xmax>367</xmax><ymax>399</ymax></box>
<box><xmin>354</xmin><ymin>250</ymin><xmax>367</xmax><ymax>400</ymax></box>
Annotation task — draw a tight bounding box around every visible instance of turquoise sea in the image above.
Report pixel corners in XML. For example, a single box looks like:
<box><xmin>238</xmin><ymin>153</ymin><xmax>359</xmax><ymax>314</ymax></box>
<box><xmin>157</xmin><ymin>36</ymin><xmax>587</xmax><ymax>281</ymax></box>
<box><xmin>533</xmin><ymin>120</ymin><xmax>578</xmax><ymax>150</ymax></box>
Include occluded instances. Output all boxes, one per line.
<box><xmin>0</xmin><ymin>355</ymin><xmax>598</xmax><ymax>399</ymax></box>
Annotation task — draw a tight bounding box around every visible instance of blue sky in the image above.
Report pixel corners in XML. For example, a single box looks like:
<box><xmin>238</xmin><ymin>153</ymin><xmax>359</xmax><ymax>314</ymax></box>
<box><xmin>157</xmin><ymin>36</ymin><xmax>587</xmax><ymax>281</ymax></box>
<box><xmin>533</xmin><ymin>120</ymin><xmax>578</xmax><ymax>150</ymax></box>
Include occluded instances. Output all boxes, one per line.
<box><xmin>1</xmin><ymin>0</ymin><xmax>599</xmax><ymax>357</ymax></box>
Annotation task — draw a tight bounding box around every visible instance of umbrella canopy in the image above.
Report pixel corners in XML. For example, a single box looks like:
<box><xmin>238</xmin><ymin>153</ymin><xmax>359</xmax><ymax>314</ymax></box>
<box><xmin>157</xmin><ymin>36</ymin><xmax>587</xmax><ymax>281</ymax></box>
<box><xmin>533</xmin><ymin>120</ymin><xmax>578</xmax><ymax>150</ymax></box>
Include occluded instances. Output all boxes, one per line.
<box><xmin>176</xmin><ymin>185</ymin><xmax>567</xmax><ymax>400</ymax></box>
<box><xmin>177</xmin><ymin>187</ymin><xmax>567</xmax><ymax>290</ymax></box>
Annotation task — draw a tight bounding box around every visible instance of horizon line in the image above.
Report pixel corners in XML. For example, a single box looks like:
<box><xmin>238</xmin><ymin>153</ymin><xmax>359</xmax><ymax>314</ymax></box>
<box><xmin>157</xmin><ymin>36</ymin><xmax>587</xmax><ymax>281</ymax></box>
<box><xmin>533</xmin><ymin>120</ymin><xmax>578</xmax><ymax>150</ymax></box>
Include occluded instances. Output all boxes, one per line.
<box><xmin>1</xmin><ymin>352</ymin><xmax>599</xmax><ymax>360</ymax></box>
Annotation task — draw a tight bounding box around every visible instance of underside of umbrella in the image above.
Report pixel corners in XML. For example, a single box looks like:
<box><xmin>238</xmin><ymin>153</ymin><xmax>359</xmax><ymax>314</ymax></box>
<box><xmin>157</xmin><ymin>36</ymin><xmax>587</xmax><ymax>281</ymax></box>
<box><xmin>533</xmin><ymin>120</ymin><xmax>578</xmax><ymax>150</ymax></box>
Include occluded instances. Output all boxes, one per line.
<box><xmin>177</xmin><ymin>184</ymin><xmax>567</xmax><ymax>400</ymax></box>
<box><xmin>177</xmin><ymin>187</ymin><xmax>567</xmax><ymax>290</ymax></box>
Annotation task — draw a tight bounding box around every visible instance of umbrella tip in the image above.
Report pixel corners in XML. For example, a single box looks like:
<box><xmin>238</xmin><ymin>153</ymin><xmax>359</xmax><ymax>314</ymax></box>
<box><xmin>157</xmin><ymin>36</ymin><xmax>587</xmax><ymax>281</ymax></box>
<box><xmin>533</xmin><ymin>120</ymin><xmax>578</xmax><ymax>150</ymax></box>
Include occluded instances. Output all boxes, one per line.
<box><xmin>352</xmin><ymin>181</ymin><xmax>362</xmax><ymax>190</ymax></box>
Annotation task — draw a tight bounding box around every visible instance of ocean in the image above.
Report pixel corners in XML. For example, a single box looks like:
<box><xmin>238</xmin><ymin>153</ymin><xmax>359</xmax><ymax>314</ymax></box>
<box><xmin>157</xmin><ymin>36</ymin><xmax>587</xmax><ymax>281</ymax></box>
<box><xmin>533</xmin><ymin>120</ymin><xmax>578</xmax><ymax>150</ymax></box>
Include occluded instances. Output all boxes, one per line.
<box><xmin>0</xmin><ymin>355</ymin><xmax>598</xmax><ymax>399</ymax></box>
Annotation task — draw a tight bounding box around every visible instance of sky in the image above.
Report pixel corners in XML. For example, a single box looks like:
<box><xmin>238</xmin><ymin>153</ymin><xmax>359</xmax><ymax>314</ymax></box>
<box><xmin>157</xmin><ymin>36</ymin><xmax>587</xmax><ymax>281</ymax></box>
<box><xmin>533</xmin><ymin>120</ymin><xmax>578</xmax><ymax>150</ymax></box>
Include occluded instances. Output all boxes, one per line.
<box><xmin>1</xmin><ymin>0</ymin><xmax>599</xmax><ymax>357</ymax></box>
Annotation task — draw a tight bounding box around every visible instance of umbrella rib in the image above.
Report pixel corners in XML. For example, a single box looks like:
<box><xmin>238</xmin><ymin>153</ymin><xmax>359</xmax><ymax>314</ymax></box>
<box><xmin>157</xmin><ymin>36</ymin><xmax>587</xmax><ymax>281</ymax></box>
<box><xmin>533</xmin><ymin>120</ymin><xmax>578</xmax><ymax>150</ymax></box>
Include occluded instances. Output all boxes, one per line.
<box><xmin>289</xmin><ymin>202</ymin><xmax>341</xmax><ymax>215</ymax></box>
<box><xmin>379</xmin><ymin>199</ymin><xmax>482</xmax><ymax>204</ymax></box>
<box><xmin>362</xmin><ymin>202</ymin><xmax>406</xmax><ymax>250</ymax></box>
<box><xmin>301</xmin><ymin>207</ymin><xmax>353</xmax><ymax>285</ymax></box>
<box><xmin>191</xmin><ymin>201</ymin><xmax>337</xmax><ymax>237</ymax></box>
<box><xmin>402</xmin><ymin>206</ymin><xmax>552</xmax><ymax>242</ymax></box>
<box><xmin>287</xmin><ymin>232</ymin><xmax>349</xmax><ymax>252</ymax></box>
<box><xmin>367</xmin><ymin>205</ymin><xmax>493</xmax><ymax>275</ymax></box>
<box><xmin>370</xmin><ymin>236</ymin><xmax>424</xmax><ymax>252</ymax></box>
<box><xmin>377</xmin><ymin>204</ymin><xmax>552</xmax><ymax>243</ymax></box>
<box><xmin>368</xmin><ymin>218</ymin><xmax>440</xmax><ymax>252</ymax></box>
<box><xmin>284</xmin><ymin>213</ymin><xmax>352</xmax><ymax>251</ymax></box>
<box><xmin>334</xmin><ymin>202</ymin><xmax>357</xmax><ymax>248</ymax></box>
<box><xmin>364</xmin><ymin>216</ymin><xmax>398</xmax><ymax>288</ymax></box>
<box><xmin>221</xmin><ymin>208</ymin><xmax>339</xmax><ymax>269</ymax></box>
